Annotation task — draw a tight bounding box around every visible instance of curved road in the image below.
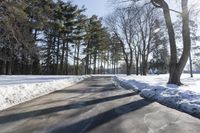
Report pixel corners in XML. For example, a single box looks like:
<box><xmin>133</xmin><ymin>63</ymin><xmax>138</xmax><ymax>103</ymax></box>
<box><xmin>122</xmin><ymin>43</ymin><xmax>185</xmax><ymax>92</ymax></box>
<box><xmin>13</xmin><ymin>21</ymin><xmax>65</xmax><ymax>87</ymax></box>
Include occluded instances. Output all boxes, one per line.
<box><xmin>0</xmin><ymin>76</ymin><xmax>200</xmax><ymax>133</ymax></box>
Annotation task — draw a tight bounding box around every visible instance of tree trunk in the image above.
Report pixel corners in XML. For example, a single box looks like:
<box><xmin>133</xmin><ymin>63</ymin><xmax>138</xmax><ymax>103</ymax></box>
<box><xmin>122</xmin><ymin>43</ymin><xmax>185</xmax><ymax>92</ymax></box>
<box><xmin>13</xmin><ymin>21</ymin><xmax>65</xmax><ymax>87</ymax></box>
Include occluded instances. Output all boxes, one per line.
<box><xmin>176</xmin><ymin>0</ymin><xmax>191</xmax><ymax>80</ymax></box>
<box><xmin>111</xmin><ymin>58</ymin><xmax>113</xmax><ymax>74</ymax></box>
<box><xmin>116</xmin><ymin>61</ymin><xmax>119</xmax><ymax>74</ymax></box>
<box><xmin>153</xmin><ymin>0</ymin><xmax>179</xmax><ymax>84</ymax></box>
<box><xmin>136</xmin><ymin>57</ymin><xmax>139</xmax><ymax>75</ymax></box>
<box><xmin>56</xmin><ymin>34</ymin><xmax>60</xmax><ymax>75</ymax></box>
<box><xmin>157</xmin><ymin>0</ymin><xmax>191</xmax><ymax>85</ymax></box>
<box><xmin>46</xmin><ymin>32</ymin><xmax>52</xmax><ymax>74</ymax></box>
<box><xmin>189</xmin><ymin>51</ymin><xmax>193</xmax><ymax>77</ymax></box>
<box><xmin>93</xmin><ymin>51</ymin><xmax>97</xmax><ymax>74</ymax></box>
<box><xmin>168</xmin><ymin>64</ymin><xmax>182</xmax><ymax>82</ymax></box>
<box><xmin>100</xmin><ymin>53</ymin><xmax>103</xmax><ymax>74</ymax></box>
<box><xmin>139</xmin><ymin>55</ymin><xmax>142</xmax><ymax>75</ymax></box>
<box><xmin>7</xmin><ymin>61</ymin><xmax>12</xmax><ymax>75</ymax></box>
<box><xmin>126</xmin><ymin>64</ymin><xmax>131</xmax><ymax>75</ymax></box>
<box><xmin>1</xmin><ymin>60</ymin><xmax>6</xmax><ymax>75</ymax></box>
<box><xmin>104</xmin><ymin>58</ymin><xmax>106</xmax><ymax>74</ymax></box>
<box><xmin>60</xmin><ymin>40</ymin><xmax>65</xmax><ymax>74</ymax></box>
<box><xmin>34</xmin><ymin>29</ymin><xmax>38</xmax><ymax>41</ymax></box>
<box><xmin>66</xmin><ymin>41</ymin><xmax>69</xmax><ymax>75</ymax></box>
<box><xmin>141</xmin><ymin>55</ymin><xmax>147</xmax><ymax>75</ymax></box>
<box><xmin>52</xmin><ymin>36</ymin><xmax>57</xmax><ymax>74</ymax></box>
<box><xmin>97</xmin><ymin>53</ymin><xmax>100</xmax><ymax>74</ymax></box>
<box><xmin>29</xmin><ymin>63</ymin><xmax>33</xmax><ymax>75</ymax></box>
<box><xmin>107</xmin><ymin>50</ymin><xmax>109</xmax><ymax>74</ymax></box>
<box><xmin>73</xmin><ymin>44</ymin><xmax>77</xmax><ymax>75</ymax></box>
<box><xmin>85</xmin><ymin>54</ymin><xmax>89</xmax><ymax>74</ymax></box>
<box><xmin>85</xmin><ymin>43</ymin><xmax>89</xmax><ymax>74</ymax></box>
<box><xmin>76</xmin><ymin>42</ymin><xmax>80</xmax><ymax>75</ymax></box>
<box><xmin>2</xmin><ymin>61</ymin><xmax>6</xmax><ymax>75</ymax></box>
<box><xmin>169</xmin><ymin>0</ymin><xmax>191</xmax><ymax>85</ymax></box>
<box><xmin>162</xmin><ymin>2</ymin><xmax>179</xmax><ymax>84</ymax></box>
<box><xmin>114</xmin><ymin>61</ymin><xmax>116</xmax><ymax>74</ymax></box>
<box><xmin>89</xmin><ymin>53</ymin><xmax>92</xmax><ymax>74</ymax></box>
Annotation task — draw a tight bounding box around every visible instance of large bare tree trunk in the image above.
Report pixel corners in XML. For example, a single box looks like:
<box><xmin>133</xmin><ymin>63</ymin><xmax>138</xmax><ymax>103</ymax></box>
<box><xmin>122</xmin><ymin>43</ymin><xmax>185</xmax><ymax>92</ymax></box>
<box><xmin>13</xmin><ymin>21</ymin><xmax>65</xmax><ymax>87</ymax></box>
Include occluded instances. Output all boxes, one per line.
<box><xmin>177</xmin><ymin>0</ymin><xmax>191</xmax><ymax>79</ymax></box>
<box><xmin>161</xmin><ymin>1</ymin><xmax>179</xmax><ymax>84</ymax></box>
<box><xmin>152</xmin><ymin>0</ymin><xmax>191</xmax><ymax>85</ymax></box>
<box><xmin>168</xmin><ymin>0</ymin><xmax>191</xmax><ymax>85</ymax></box>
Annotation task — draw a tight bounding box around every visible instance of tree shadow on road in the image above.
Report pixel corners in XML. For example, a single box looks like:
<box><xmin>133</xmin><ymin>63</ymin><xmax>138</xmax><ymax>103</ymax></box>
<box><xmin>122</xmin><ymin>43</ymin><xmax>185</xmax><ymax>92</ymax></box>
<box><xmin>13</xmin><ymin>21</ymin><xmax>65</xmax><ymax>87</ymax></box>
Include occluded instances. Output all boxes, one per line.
<box><xmin>0</xmin><ymin>92</ymin><xmax>137</xmax><ymax>124</ymax></box>
<box><xmin>55</xmin><ymin>84</ymin><xmax>117</xmax><ymax>94</ymax></box>
<box><xmin>50</xmin><ymin>98</ymin><xmax>153</xmax><ymax>133</ymax></box>
<box><xmin>54</xmin><ymin>76</ymin><xmax>117</xmax><ymax>94</ymax></box>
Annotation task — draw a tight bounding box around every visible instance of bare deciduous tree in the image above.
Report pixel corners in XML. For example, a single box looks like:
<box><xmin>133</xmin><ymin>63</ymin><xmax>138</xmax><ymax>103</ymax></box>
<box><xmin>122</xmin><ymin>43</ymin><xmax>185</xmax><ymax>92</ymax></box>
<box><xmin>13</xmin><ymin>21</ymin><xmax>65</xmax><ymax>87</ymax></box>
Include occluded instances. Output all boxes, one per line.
<box><xmin>105</xmin><ymin>7</ymin><xmax>137</xmax><ymax>75</ymax></box>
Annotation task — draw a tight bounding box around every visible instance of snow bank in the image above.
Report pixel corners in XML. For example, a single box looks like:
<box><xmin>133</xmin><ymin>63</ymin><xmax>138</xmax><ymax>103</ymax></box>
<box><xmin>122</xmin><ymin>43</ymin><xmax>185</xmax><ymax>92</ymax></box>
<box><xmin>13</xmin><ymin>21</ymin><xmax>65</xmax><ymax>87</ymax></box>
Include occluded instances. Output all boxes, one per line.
<box><xmin>0</xmin><ymin>75</ymin><xmax>89</xmax><ymax>111</ymax></box>
<box><xmin>113</xmin><ymin>74</ymin><xmax>200</xmax><ymax>117</ymax></box>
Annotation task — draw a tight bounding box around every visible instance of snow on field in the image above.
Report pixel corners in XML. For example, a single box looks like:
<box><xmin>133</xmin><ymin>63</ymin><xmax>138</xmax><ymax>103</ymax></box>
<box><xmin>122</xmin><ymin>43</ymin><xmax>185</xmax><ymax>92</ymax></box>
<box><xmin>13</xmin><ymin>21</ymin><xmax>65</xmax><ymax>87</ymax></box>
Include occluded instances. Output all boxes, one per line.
<box><xmin>0</xmin><ymin>75</ymin><xmax>89</xmax><ymax>111</ymax></box>
<box><xmin>113</xmin><ymin>74</ymin><xmax>200</xmax><ymax>117</ymax></box>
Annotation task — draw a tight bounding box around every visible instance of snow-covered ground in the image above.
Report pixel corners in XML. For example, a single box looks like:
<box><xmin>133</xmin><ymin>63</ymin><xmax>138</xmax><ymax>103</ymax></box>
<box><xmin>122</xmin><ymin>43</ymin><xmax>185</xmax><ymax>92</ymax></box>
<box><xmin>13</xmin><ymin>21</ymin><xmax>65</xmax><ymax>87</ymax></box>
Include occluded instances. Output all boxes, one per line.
<box><xmin>0</xmin><ymin>75</ymin><xmax>89</xmax><ymax>111</ymax></box>
<box><xmin>113</xmin><ymin>74</ymin><xmax>200</xmax><ymax>117</ymax></box>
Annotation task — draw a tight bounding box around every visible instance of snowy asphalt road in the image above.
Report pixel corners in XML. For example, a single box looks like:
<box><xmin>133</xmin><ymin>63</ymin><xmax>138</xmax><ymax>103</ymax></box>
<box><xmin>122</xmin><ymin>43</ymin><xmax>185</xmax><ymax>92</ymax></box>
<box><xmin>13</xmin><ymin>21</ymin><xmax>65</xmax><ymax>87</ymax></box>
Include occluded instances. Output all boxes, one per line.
<box><xmin>0</xmin><ymin>76</ymin><xmax>200</xmax><ymax>133</ymax></box>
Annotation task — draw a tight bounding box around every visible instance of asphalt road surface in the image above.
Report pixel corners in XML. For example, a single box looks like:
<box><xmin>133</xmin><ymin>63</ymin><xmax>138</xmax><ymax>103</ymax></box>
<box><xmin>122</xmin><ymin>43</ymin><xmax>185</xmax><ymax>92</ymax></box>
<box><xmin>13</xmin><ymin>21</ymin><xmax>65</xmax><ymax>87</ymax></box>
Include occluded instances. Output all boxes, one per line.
<box><xmin>0</xmin><ymin>76</ymin><xmax>200</xmax><ymax>133</ymax></box>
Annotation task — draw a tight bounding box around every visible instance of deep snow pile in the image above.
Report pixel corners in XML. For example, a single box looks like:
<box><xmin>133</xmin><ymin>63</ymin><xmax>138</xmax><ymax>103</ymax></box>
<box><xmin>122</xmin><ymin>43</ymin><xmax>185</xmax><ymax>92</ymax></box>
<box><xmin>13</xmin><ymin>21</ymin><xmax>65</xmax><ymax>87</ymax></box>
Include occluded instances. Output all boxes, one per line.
<box><xmin>0</xmin><ymin>75</ymin><xmax>89</xmax><ymax>111</ymax></box>
<box><xmin>113</xmin><ymin>74</ymin><xmax>200</xmax><ymax>117</ymax></box>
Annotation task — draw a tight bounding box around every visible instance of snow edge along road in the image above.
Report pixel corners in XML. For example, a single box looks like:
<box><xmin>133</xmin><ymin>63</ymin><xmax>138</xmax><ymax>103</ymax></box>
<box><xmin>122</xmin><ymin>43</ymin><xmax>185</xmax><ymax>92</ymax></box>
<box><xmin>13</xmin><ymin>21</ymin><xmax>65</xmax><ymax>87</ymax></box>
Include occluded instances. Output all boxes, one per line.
<box><xmin>0</xmin><ymin>75</ymin><xmax>90</xmax><ymax>111</ymax></box>
<box><xmin>112</xmin><ymin>76</ymin><xmax>200</xmax><ymax>119</ymax></box>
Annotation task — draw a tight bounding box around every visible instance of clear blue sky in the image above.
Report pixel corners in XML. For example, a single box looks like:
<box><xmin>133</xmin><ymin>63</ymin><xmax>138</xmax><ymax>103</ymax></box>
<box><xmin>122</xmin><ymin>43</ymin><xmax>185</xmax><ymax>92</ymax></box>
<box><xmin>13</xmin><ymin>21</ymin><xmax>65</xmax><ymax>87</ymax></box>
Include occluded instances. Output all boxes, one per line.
<box><xmin>69</xmin><ymin>0</ymin><xmax>111</xmax><ymax>17</ymax></box>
